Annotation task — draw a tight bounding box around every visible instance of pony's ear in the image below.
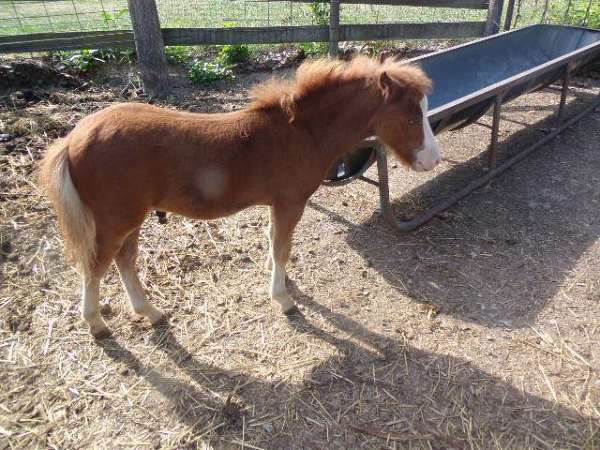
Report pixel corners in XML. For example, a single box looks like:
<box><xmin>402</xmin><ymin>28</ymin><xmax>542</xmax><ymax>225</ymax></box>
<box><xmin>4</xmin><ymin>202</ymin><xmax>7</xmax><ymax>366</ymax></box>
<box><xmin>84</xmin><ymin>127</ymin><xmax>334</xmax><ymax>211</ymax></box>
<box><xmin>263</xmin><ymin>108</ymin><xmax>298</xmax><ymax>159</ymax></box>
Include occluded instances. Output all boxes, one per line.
<box><xmin>378</xmin><ymin>71</ymin><xmax>404</xmax><ymax>102</ymax></box>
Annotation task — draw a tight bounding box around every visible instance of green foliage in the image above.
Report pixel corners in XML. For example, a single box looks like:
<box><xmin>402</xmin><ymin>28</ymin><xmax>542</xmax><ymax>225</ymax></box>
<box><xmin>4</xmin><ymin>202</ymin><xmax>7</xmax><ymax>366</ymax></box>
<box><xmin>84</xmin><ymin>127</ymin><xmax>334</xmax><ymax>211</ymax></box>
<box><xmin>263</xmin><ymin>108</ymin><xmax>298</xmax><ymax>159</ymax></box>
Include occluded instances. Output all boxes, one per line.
<box><xmin>49</xmin><ymin>47</ymin><xmax>136</xmax><ymax>72</ymax></box>
<box><xmin>218</xmin><ymin>44</ymin><xmax>250</xmax><ymax>65</ymax></box>
<box><xmin>188</xmin><ymin>60</ymin><xmax>233</xmax><ymax>84</ymax></box>
<box><xmin>548</xmin><ymin>0</ymin><xmax>600</xmax><ymax>28</ymax></box>
<box><xmin>165</xmin><ymin>46</ymin><xmax>191</xmax><ymax>64</ymax></box>
<box><xmin>298</xmin><ymin>42</ymin><xmax>328</xmax><ymax>58</ymax></box>
<box><xmin>298</xmin><ymin>2</ymin><xmax>330</xmax><ymax>59</ymax></box>
<box><xmin>309</xmin><ymin>1</ymin><xmax>330</xmax><ymax>26</ymax></box>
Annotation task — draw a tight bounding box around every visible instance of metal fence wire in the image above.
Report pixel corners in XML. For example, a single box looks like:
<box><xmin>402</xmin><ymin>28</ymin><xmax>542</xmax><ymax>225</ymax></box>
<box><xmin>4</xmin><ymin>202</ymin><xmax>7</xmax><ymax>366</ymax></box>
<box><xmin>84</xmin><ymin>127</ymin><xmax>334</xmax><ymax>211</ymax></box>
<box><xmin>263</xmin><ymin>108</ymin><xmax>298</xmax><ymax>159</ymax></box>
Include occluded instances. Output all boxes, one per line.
<box><xmin>0</xmin><ymin>0</ymin><xmax>597</xmax><ymax>37</ymax></box>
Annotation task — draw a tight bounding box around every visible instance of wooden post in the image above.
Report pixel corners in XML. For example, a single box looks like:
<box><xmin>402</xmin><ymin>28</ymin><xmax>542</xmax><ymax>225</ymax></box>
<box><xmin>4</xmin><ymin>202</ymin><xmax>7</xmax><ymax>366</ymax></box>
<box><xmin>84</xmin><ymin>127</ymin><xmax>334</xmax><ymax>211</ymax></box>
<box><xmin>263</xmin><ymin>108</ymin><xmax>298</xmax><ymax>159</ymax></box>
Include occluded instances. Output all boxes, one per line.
<box><xmin>329</xmin><ymin>0</ymin><xmax>340</xmax><ymax>57</ymax></box>
<box><xmin>484</xmin><ymin>0</ymin><xmax>504</xmax><ymax>35</ymax></box>
<box><xmin>127</xmin><ymin>0</ymin><xmax>169</xmax><ymax>96</ymax></box>
<box><xmin>503</xmin><ymin>0</ymin><xmax>516</xmax><ymax>30</ymax></box>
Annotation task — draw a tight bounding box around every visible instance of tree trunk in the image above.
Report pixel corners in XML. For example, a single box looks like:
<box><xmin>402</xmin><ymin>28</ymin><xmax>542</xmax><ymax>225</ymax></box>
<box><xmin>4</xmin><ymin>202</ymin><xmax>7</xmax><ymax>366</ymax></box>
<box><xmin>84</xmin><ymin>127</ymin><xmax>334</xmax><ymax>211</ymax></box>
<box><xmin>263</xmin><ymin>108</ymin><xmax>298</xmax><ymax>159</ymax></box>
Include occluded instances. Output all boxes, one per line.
<box><xmin>127</xmin><ymin>0</ymin><xmax>170</xmax><ymax>96</ymax></box>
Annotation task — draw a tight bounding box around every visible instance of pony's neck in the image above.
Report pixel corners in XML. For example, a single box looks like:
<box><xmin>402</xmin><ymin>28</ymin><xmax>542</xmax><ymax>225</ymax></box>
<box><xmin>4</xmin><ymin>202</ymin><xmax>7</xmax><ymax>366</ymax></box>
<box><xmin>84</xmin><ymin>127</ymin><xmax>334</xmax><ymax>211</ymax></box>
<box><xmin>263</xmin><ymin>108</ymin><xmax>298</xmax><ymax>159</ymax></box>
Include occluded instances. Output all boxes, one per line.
<box><xmin>299</xmin><ymin>78</ymin><xmax>382</xmax><ymax>163</ymax></box>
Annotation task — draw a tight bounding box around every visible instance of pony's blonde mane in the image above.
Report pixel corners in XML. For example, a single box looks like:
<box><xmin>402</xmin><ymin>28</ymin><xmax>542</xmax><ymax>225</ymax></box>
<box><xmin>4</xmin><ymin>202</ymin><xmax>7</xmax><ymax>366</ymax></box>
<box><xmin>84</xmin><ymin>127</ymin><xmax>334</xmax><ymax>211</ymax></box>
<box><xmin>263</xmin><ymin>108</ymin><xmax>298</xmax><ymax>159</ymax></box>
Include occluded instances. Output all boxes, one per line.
<box><xmin>249</xmin><ymin>55</ymin><xmax>431</xmax><ymax>114</ymax></box>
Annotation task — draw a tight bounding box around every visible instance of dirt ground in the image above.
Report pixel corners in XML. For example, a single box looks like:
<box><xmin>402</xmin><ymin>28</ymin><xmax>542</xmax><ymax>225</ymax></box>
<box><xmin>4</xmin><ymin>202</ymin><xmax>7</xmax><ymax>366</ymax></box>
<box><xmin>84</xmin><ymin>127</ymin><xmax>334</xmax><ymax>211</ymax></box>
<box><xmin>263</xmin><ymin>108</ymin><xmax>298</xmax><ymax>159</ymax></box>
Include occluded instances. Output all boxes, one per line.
<box><xmin>0</xmin><ymin>60</ymin><xmax>599</xmax><ymax>450</ymax></box>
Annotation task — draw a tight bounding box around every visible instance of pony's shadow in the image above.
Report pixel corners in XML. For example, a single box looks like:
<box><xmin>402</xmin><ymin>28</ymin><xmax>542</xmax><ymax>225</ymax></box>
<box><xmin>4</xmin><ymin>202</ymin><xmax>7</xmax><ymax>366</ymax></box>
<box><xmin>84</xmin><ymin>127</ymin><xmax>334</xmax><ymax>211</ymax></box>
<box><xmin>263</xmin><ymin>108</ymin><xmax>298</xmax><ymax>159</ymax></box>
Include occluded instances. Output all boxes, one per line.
<box><xmin>97</xmin><ymin>329</ymin><xmax>265</xmax><ymax>436</ymax></box>
<box><xmin>98</xmin><ymin>286</ymin><xmax>597</xmax><ymax>448</ymax></box>
<box><xmin>312</xmin><ymin>89</ymin><xmax>600</xmax><ymax>328</ymax></box>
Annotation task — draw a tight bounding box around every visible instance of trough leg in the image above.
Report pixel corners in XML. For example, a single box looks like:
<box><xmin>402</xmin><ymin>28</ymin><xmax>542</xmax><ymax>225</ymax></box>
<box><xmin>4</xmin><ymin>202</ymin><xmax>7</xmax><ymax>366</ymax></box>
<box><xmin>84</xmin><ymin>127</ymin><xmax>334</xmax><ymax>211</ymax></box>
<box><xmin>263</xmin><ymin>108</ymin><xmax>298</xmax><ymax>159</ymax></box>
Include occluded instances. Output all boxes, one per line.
<box><xmin>487</xmin><ymin>93</ymin><xmax>503</xmax><ymax>170</ymax></box>
<box><xmin>557</xmin><ymin>66</ymin><xmax>572</xmax><ymax>127</ymax></box>
<box><xmin>376</xmin><ymin>146</ymin><xmax>394</xmax><ymax>226</ymax></box>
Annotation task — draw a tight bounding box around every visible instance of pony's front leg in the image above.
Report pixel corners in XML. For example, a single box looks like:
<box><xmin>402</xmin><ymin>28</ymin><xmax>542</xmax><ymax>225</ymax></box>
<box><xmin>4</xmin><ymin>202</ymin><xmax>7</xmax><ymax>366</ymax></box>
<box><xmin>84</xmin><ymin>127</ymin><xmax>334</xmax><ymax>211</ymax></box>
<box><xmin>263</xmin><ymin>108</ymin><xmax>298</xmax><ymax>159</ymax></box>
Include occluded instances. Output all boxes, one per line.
<box><xmin>264</xmin><ymin>214</ymin><xmax>273</xmax><ymax>271</ymax></box>
<box><xmin>269</xmin><ymin>202</ymin><xmax>305</xmax><ymax>314</ymax></box>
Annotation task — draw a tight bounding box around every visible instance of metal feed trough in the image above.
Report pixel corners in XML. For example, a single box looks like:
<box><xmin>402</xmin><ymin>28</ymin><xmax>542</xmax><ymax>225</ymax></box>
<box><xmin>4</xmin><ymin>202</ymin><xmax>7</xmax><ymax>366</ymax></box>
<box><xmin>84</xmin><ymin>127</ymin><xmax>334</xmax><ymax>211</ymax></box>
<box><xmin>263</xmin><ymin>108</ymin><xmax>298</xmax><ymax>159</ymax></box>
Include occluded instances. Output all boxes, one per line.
<box><xmin>324</xmin><ymin>24</ymin><xmax>600</xmax><ymax>230</ymax></box>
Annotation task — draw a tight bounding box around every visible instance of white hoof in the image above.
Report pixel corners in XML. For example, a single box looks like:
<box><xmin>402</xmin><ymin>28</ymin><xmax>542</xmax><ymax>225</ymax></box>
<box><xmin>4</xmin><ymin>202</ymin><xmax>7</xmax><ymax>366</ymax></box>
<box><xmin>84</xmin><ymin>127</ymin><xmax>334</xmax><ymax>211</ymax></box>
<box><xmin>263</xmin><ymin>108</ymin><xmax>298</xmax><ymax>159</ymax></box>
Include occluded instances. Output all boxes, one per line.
<box><xmin>272</xmin><ymin>294</ymin><xmax>296</xmax><ymax>314</ymax></box>
<box><xmin>133</xmin><ymin>304</ymin><xmax>165</xmax><ymax>325</ymax></box>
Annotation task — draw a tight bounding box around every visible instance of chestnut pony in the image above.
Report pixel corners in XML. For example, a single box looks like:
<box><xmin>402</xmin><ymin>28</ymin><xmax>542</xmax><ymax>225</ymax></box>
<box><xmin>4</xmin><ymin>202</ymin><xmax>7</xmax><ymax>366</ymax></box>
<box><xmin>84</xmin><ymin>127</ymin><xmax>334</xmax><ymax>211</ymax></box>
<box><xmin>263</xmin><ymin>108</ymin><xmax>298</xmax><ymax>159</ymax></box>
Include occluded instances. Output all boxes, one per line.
<box><xmin>40</xmin><ymin>56</ymin><xmax>441</xmax><ymax>338</ymax></box>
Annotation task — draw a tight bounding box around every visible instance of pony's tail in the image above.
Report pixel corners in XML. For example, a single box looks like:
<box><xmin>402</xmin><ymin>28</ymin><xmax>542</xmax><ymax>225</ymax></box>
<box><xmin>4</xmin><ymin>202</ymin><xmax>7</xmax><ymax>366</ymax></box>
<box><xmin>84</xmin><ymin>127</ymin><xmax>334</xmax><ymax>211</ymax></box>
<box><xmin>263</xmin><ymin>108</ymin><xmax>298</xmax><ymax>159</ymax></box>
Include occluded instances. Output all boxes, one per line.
<box><xmin>39</xmin><ymin>138</ymin><xmax>96</xmax><ymax>276</ymax></box>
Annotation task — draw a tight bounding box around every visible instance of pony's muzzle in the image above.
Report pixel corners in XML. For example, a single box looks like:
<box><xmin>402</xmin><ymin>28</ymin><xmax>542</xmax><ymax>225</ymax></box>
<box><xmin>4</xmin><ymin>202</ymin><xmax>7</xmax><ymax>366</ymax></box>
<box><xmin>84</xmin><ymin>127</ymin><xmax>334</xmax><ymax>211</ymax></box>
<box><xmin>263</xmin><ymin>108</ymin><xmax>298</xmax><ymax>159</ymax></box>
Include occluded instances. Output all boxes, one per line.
<box><xmin>412</xmin><ymin>145</ymin><xmax>442</xmax><ymax>172</ymax></box>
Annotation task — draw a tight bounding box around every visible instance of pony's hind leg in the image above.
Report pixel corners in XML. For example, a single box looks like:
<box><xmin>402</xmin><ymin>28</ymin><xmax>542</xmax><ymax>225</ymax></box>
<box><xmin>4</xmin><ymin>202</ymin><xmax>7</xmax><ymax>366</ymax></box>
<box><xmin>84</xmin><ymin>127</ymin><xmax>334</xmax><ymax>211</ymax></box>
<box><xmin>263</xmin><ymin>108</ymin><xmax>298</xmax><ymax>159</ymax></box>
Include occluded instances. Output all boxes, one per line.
<box><xmin>115</xmin><ymin>228</ymin><xmax>165</xmax><ymax>325</ymax></box>
<box><xmin>269</xmin><ymin>202</ymin><xmax>305</xmax><ymax>314</ymax></box>
<box><xmin>82</xmin><ymin>273</ymin><xmax>110</xmax><ymax>339</ymax></box>
<box><xmin>82</xmin><ymin>236</ymin><xmax>121</xmax><ymax>339</ymax></box>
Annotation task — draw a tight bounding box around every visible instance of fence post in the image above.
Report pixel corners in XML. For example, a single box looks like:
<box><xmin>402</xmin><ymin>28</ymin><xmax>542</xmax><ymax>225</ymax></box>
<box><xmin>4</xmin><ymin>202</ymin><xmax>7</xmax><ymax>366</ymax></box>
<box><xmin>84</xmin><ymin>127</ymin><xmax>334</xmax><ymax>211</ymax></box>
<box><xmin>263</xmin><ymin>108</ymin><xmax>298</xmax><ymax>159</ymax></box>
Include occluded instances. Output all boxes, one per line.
<box><xmin>504</xmin><ymin>0</ymin><xmax>516</xmax><ymax>30</ymax></box>
<box><xmin>329</xmin><ymin>0</ymin><xmax>340</xmax><ymax>57</ymax></box>
<box><xmin>127</xmin><ymin>0</ymin><xmax>169</xmax><ymax>96</ymax></box>
<box><xmin>484</xmin><ymin>0</ymin><xmax>504</xmax><ymax>35</ymax></box>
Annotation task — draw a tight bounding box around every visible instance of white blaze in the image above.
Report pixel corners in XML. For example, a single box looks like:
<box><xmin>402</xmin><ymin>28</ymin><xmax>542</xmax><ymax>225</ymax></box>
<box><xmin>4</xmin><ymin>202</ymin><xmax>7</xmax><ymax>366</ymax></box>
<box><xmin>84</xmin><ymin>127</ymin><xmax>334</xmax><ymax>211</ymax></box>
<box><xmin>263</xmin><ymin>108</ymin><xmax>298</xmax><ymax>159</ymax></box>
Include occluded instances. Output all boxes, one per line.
<box><xmin>413</xmin><ymin>96</ymin><xmax>442</xmax><ymax>172</ymax></box>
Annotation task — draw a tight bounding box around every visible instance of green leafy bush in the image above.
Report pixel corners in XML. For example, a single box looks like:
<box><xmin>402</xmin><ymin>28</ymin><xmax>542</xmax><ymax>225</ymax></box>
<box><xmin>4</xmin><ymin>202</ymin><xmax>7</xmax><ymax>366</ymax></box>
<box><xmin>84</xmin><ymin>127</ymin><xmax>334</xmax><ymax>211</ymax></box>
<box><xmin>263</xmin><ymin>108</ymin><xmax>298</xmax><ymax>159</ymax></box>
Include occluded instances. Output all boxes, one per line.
<box><xmin>298</xmin><ymin>42</ymin><xmax>328</xmax><ymax>58</ymax></box>
<box><xmin>49</xmin><ymin>47</ymin><xmax>136</xmax><ymax>72</ymax></box>
<box><xmin>188</xmin><ymin>60</ymin><xmax>233</xmax><ymax>84</ymax></box>
<box><xmin>165</xmin><ymin>46</ymin><xmax>191</xmax><ymax>64</ymax></box>
<box><xmin>218</xmin><ymin>44</ymin><xmax>250</xmax><ymax>65</ymax></box>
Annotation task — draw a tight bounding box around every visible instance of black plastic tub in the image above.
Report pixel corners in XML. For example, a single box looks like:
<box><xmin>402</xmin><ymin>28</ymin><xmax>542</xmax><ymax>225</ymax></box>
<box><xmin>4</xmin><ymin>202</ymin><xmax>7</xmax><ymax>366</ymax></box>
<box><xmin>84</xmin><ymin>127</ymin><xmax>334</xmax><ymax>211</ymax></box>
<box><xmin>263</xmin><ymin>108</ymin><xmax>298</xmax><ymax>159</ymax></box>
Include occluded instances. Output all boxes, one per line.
<box><xmin>325</xmin><ymin>24</ymin><xmax>600</xmax><ymax>184</ymax></box>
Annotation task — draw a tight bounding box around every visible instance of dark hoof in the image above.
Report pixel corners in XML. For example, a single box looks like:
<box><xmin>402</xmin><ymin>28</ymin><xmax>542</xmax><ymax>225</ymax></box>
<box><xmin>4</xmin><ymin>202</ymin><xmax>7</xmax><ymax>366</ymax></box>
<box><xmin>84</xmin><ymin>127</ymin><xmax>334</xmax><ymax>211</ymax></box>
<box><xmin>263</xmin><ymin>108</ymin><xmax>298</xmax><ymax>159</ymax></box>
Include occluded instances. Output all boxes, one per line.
<box><xmin>283</xmin><ymin>305</ymin><xmax>301</xmax><ymax>316</ymax></box>
<box><xmin>151</xmin><ymin>315</ymin><xmax>170</xmax><ymax>328</ymax></box>
<box><xmin>92</xmin><ymin>327</ymin><xmax>112</xmax><ymax>340</ymax></box>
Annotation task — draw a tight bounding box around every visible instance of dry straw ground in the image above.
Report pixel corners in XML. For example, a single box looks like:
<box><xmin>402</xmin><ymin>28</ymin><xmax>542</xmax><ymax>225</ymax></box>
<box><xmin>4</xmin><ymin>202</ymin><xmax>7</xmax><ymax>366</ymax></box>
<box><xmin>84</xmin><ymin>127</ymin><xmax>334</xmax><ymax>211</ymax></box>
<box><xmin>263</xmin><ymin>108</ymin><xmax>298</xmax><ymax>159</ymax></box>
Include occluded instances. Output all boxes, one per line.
<box><xmin>0</xmin><ymin>61</ymin><xmax>599</xmax><ymax>450</ymax></box>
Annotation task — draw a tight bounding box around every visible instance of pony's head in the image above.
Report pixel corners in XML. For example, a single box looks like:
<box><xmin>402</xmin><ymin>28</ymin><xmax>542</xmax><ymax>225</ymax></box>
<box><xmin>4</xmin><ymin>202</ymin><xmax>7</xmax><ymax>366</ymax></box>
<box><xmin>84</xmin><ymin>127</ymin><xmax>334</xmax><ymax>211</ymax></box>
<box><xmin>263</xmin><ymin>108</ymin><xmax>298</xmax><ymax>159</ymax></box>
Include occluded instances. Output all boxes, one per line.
<box><xmin>371</xmin><ymin>63</ymin><xmax>441</xmax><ymax>172</ymax></box>
<box><xmin>249</xmin><ymin>55</ymin><xmax>441</xmax><ymax>171</ymax></box>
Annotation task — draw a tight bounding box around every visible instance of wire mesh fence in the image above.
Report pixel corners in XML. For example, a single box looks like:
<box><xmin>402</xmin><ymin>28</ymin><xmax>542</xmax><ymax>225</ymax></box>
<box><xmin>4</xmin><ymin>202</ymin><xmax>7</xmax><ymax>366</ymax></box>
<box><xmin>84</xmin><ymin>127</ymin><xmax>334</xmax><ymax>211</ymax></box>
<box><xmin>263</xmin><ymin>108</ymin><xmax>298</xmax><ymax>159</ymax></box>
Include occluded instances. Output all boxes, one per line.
<box><xmin>0</xmin><ymin>1</ymin><xmax>130</xmax><ymax>35</ymax></box>
<box><xmin>511</xmin><ymin>0</ymin><xmax>598</xmax><ymax>29</ymax></box>
<box><xmin>0</xmin><ymin>0</ymin><xmax>597</xmax><ymax>37</ymax></box>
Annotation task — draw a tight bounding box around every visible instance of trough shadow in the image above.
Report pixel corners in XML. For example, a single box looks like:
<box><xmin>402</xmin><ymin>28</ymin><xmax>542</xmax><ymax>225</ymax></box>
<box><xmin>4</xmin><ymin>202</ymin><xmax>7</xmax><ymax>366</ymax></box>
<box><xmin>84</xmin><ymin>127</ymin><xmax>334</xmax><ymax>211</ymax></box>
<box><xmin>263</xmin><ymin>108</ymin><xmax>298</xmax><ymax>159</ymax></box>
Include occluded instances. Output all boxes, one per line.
<box><xmin>313</xmin><ymin>90</ymin><xmax>600</xmax><ymax>328</ymax></box>
<box><xmin>98</xmin><ymin>292</ymin><xmax>597</xmax><ymax>449</ymax></box>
